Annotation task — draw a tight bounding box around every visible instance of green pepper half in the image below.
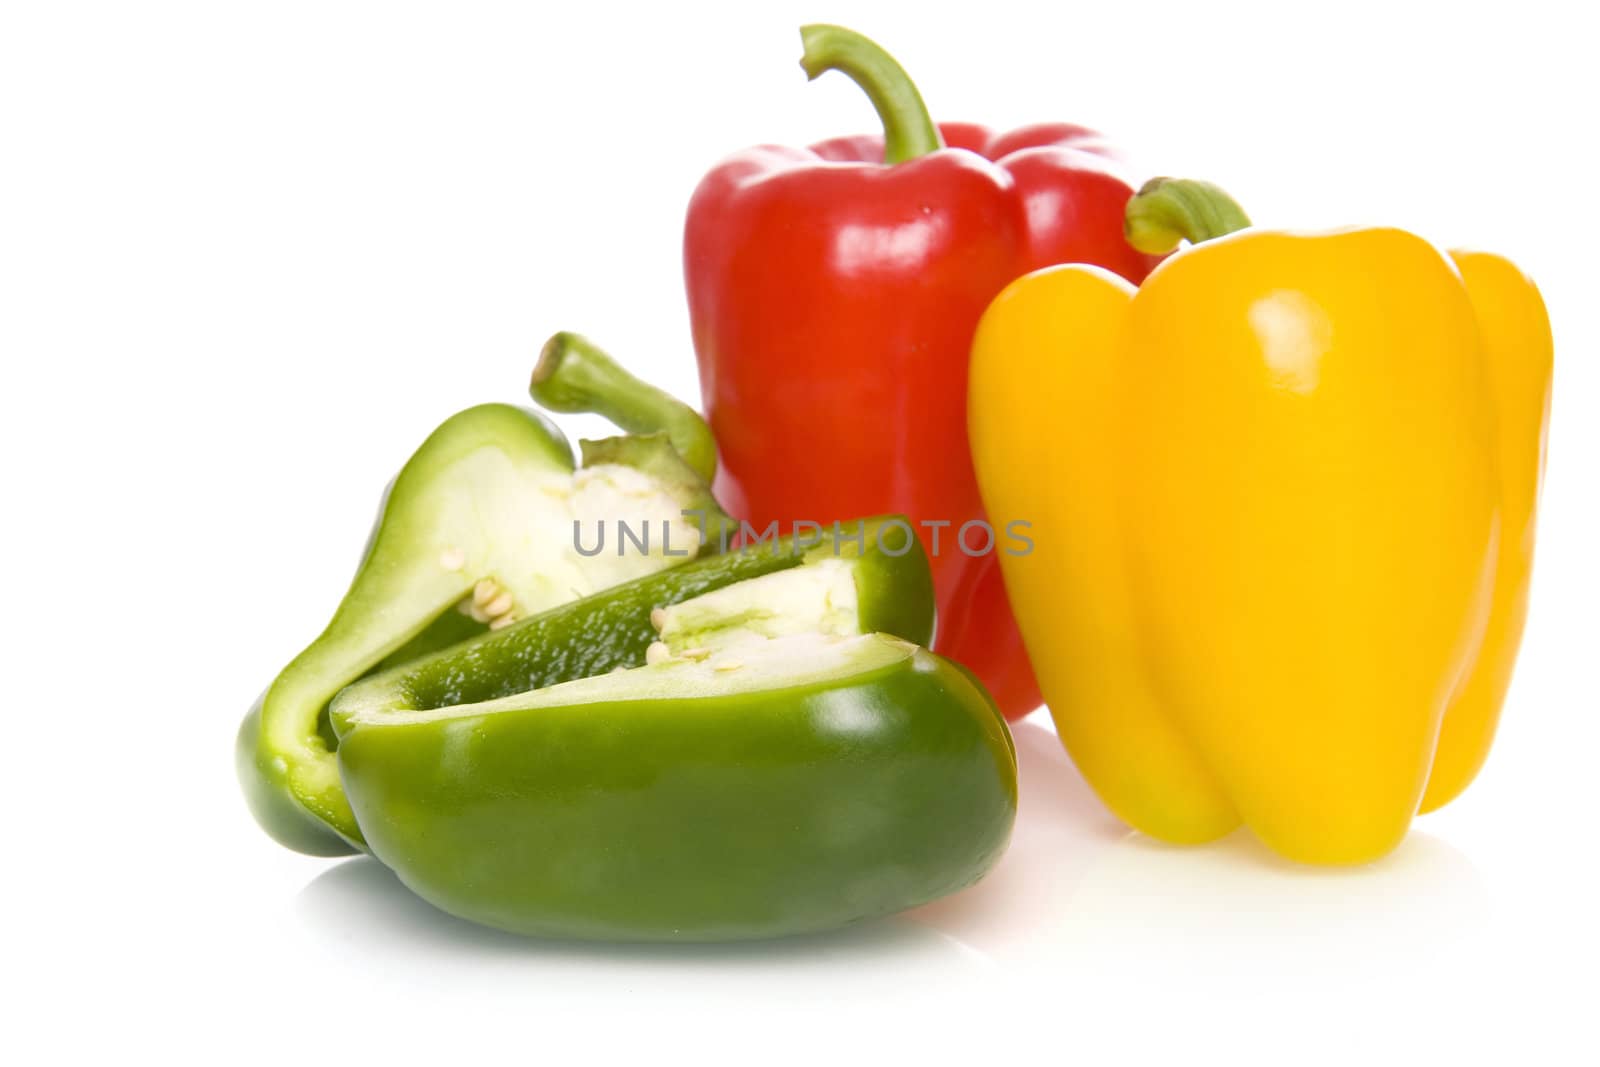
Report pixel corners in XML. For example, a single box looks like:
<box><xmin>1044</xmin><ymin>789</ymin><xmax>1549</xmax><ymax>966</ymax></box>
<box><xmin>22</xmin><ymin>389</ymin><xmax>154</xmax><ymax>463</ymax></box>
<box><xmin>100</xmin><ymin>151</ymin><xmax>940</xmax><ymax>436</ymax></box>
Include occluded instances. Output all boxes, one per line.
<box><xmin>238</xmin><ymin>339</ymin><xmax>729</xmax><ymax>855</ymax></box>
<box><xmin>331</xmin><ymin>530</ymin><xmax>1014</xmax><ymax>941</ymax></box>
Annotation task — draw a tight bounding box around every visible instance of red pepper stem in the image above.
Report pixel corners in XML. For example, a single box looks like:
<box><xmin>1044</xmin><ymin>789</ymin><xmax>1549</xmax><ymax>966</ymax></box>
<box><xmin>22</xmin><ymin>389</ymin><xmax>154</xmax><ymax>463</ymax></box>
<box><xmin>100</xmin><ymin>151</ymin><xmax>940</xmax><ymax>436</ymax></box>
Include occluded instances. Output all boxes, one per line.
<box><xmin>1124</xmin><ymin>178</ymin><xmax>1253</xmax><ymax>254</ymax></box>
<box><xmin>798</xmin><ymin>24</ymin><xmax>943</xmax><ymax>165</ymax></box>
<box><xmin>531</xmin><ymin>333</ymin><xmax>719</xmax><ymax>484</ymax></box>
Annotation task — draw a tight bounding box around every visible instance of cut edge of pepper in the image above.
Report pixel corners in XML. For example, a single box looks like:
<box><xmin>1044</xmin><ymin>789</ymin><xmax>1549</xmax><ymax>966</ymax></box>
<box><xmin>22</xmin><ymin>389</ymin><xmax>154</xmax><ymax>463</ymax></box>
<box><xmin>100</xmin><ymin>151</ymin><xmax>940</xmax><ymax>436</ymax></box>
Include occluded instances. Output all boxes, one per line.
<box><xmin>331</xmin><ymin>516</ymin><xmax>936</xmax><ymax>730</ymax></box>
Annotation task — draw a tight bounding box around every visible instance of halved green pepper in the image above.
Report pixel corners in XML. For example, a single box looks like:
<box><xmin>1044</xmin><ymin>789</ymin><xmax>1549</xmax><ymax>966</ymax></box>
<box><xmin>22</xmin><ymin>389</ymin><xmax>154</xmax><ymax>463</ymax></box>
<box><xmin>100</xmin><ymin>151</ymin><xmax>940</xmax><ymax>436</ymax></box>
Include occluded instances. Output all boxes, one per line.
<box><xmin>238</xmin><ymin>338</ymin><xmax>728</xmax><ymax>855</ymax></box>
<box><xmin>331</xmin><ymin>525</ymin><xmax>1015</xmax><ymax>941</ymax></box>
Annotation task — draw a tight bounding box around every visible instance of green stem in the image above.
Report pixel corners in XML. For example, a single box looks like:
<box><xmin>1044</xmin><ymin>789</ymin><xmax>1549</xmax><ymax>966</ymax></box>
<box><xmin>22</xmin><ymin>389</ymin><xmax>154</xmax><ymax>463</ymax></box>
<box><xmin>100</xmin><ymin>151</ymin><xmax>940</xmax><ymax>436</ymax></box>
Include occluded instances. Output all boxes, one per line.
<box><xmin>531</xmin><ymin>332</ymin><xmax>718</xmax><ymax>484</ymax></box>
<box><xmin>1124</xmin><ymin>178</ymin><xmax>1253</xmax><ymax>255</ymax></box>
<box><xmin>799</xmin><ymin>24</ymin><xmax>943</xmax><ymax>164</ymax></box>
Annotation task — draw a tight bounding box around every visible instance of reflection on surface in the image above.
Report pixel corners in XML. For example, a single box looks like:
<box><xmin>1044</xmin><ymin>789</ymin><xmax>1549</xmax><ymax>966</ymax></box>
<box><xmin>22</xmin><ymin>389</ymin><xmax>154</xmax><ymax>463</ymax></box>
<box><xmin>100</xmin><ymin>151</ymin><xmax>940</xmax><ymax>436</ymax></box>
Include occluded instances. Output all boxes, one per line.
<box><xmin>910</xmin><ymin>718</ymin><xmax>1486</xmax><ymax>973</ymax></box>
<box><xmin>297</xmin><ymin>848</ymin><xmax>990</xmax><ymax>988</ymax></box>
<box><xmin>299</xmin><ymin>715</ymin><xmax>1484</xmax><ymax>984</ymax></box>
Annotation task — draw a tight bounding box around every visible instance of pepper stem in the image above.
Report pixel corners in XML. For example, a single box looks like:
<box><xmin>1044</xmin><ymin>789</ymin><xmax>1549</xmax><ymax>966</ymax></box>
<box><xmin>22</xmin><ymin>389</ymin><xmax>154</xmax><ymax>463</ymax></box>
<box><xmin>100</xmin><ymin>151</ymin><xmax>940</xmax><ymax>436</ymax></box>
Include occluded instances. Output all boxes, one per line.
<box><xmin>799</xmin><ymin>24</ymin><xmax>943</xmax><ymax>165</ymax></box>
<box><xmin>531</xmin><ymin>332</ymin><xmax>719</xmax><ymax>484</ymax></box>
<box><xmin>1124</xmin><ymin>178</ymin><xmax>1253</xmax><ymax>254</ymax></box>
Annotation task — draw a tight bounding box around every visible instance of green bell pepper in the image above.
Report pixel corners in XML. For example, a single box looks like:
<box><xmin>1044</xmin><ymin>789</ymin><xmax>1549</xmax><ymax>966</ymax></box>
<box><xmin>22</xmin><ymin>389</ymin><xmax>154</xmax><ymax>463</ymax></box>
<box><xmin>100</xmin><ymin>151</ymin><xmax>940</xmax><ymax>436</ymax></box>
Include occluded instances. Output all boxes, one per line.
<box><xmin>331</xmin><ymin>524</ymin><xmax>1015</xmax><ymax>941</ymax></box>
<box><xmin>238</xmin><ymin>339</ymin><xmax>728</xmax><ymax>856</ymax></box>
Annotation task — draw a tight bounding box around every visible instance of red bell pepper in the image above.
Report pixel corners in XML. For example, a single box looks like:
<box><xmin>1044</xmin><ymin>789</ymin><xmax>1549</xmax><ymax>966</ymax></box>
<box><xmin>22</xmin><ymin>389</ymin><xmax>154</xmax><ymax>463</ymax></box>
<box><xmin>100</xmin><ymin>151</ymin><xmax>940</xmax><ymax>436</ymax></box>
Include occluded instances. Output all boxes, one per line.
<box><xmin>683</xmin><ymin>25</ymin><xmax>1160</xmax><ymax>719</ymax></box>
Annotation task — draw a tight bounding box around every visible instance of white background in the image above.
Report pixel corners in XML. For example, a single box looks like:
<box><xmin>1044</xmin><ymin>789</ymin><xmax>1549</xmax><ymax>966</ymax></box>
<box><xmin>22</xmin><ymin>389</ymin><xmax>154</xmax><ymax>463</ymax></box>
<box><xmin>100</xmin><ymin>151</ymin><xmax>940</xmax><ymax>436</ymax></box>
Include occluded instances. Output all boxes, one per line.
<box><xmin>4</xmin><ymin>1</ymin><xmax>1596</xmax><ymax>1061</ymax></box>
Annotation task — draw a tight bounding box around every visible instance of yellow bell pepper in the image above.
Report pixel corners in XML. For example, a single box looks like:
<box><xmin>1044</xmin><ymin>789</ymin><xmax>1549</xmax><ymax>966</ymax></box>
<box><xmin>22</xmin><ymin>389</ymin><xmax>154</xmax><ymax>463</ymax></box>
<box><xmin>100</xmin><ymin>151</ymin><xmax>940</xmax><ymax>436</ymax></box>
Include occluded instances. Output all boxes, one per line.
<box><xmin>969</xmin><ymin>179</ymin><xmax>1552</xmax><ymax>865</ymax></box>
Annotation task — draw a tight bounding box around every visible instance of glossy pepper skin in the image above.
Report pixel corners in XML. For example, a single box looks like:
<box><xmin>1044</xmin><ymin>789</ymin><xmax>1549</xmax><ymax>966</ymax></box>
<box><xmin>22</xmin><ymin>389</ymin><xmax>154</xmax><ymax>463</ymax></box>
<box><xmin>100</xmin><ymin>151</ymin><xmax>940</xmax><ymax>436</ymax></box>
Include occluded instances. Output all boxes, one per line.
<box><xmin>968</xmin><ymin>180</ymin><xmax>1551</xmax><ymax>864</ymax></box>
<box><xmin>684</xmin><ymin>25</ymin><xmax>1160</xmax><ymax>720</ymax></box>
<box><xmin>330</xmin><ymin>525</ymin><xmax>1014</xmax><ymax>941</ymax></box>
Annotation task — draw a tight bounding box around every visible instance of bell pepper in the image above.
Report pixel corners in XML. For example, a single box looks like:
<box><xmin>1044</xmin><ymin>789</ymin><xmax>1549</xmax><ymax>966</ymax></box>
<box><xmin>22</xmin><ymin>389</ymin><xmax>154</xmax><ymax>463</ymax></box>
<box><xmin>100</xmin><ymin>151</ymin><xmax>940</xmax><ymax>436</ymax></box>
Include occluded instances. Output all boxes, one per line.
<box><xmin>968</xmin><ymin>178</ymin><xmax>1552</xmax><ymax>864</ymax></box>
<box><xmin>237</xmin><ymin>336</ymin><xmax>730</xmax><ymax>855</ymax></box>
<box><xmin>329</xmin><ymin>518</ymin><xmax>1015</xmax><ymax>941</ymax></box>
<box><xmin>684</xmin><ymin>24</ymin><xmax>1162</xmax><ymax>721</ymax></box>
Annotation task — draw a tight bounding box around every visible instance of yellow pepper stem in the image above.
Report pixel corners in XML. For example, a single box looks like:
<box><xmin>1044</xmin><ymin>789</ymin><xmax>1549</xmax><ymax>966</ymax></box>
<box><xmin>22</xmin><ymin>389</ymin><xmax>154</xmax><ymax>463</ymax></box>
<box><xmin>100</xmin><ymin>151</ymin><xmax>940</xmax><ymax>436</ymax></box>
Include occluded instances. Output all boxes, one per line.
<box><xmin>1124</xmin><ymin>177</ymin><xmax>1252</xmax><ymax>254</ymax></box>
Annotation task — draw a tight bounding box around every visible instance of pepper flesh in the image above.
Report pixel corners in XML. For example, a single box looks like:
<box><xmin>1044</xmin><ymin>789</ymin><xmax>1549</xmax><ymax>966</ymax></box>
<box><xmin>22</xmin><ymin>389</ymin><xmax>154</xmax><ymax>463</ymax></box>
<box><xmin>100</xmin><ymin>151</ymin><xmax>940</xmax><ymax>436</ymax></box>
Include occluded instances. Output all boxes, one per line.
<box><xmin>969</xmin><ymin>196</ymin><xmax>1551</xmax><ymax>863</ymax></box>
<box><xmin>331</xmin><ymin>528</ymin><xmax>1011</xmax><ymax>940</ymax></box>
<box><xmin>328</xmin><ymin>515</ymin><xmax>935</xmax><ymax>727</ymax></box>
<box><xmin>684</xmin><ymin>25</ymin><xmax>1162</xmax><ymax>721</ymax></box>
